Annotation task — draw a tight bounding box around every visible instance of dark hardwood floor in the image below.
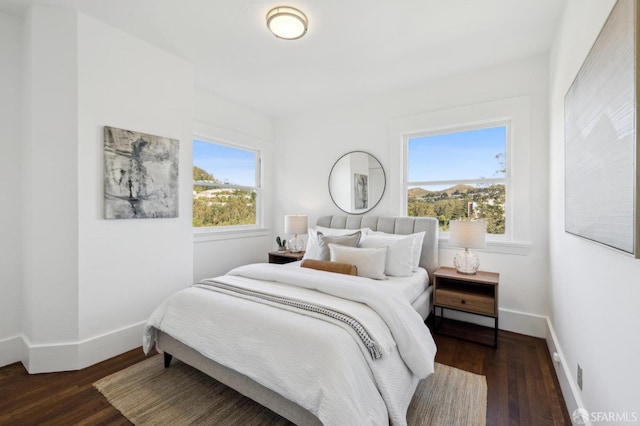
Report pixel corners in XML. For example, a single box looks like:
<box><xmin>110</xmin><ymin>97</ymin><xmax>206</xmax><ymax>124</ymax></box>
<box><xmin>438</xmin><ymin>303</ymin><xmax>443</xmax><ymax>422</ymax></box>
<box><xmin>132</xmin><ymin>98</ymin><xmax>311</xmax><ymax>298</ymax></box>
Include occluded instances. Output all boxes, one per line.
<box><xmin>430</xmin><ymin>318</ymin><xmax>571</xmax><ymax>425</ymax></box>
<box><xmin>0</xmin><ymin>320</ymin><xmax>570</xmax><ymax>425</ymax></box>
<box><xmin>0</xmin><ymin>348</ymin><xmax>154</xmax><ymax>426</ymax></box>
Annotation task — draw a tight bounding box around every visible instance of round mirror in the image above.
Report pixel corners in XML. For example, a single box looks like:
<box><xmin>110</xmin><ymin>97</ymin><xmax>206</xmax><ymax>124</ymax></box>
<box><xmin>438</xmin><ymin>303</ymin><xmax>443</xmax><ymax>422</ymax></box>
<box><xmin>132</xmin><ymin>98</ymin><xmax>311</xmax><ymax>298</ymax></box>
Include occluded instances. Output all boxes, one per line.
<box><xmin>328</xmin><ymin>151</ymin><xmax>386</xmax><ymax>214</ymax></box>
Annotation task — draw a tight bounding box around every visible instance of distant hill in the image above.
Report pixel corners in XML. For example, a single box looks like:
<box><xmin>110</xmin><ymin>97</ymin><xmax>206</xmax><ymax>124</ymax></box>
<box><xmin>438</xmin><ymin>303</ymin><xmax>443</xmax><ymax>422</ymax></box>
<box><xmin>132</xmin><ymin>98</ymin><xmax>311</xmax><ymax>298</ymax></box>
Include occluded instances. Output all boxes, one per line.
<box><xmin>408</xmin><ymin>187</ymin><xmax>430</xmax><ymax>200</ymax></box>
<box><xmin>408</xmin><ymin>184</ymin><xmax>476</xmax><ymax>200</ymax></box>
<box><xmin>408</xmin><ymin>183</ymin><xmax>506</xmax><ymax>234</ymax></box>
<box><xmin>443</xmin><ymin>184</ymin><xmax>475</xmax><ymax>195</ymax></box>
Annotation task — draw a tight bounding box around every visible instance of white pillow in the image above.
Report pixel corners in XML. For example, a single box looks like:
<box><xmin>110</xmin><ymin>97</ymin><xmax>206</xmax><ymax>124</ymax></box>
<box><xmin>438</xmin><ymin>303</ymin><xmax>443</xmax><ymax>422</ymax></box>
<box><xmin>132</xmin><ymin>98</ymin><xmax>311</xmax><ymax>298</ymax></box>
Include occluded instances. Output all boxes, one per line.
<box><xmin>303</xmin><ymin>228</ymin><xmax>322</xmax><ymax>260</ymax></box>
<box><xmin>329</xmin><ymin>244</ymin><xmax>387</xmax><ymax>280</ymax></box>
<box><xmin>408</xmin><ymin>231</ymin><xmax>425</xmax><ymax>271</ymax></box>
<box><xmin>303</xmin><ymin>227</ymin><xmax>368</xmax><ymax>261</ymax></box>
<box><xmin>368</xmin><ymin>230</ymin><xmax>425</xmax><ymax>272</ymax></box>
<box><xmin>359</xmin><ymin>234</ymin><xmax>414</xmax><ymax>277</ymax></box>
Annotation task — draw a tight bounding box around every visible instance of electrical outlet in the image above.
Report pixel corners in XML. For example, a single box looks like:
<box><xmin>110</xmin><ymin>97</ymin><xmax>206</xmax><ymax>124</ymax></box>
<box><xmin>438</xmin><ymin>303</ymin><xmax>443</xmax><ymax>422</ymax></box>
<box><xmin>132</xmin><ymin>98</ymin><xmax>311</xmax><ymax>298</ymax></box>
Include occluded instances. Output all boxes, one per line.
<box><xmin>577</xmin><ymin>364</ymin><xmax>583</xmax><ymax>390</ymax></box>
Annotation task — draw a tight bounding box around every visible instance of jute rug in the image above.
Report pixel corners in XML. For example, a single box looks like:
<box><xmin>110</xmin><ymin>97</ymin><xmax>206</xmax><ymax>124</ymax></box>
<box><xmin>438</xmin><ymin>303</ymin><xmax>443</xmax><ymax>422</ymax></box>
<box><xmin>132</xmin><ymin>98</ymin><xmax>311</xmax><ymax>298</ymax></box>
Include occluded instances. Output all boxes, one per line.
<box><xmin>94</xmin><ymin>355</ymin><xmax>486</xmax><ymax>425</ymax></box>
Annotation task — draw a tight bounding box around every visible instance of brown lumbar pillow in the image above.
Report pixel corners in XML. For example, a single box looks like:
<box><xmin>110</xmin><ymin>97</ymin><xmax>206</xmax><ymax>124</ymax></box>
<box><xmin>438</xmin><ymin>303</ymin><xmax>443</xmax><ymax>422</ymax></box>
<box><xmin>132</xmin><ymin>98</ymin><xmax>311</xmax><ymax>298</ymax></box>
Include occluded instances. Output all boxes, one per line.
<box><xmin>300</xmin><ymin>259</ymin><xmax>358</xmax><ymax>276</ymax></box>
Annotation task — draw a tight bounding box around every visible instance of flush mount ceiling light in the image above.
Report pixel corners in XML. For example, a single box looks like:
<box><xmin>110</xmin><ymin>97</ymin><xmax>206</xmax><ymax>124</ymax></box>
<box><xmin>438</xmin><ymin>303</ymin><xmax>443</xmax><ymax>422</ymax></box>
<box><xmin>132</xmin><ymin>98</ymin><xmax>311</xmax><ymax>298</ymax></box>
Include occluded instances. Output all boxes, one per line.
<box><xmin>266</xmin><ymin>6</ymin><xmax>308</xmax><ymax>40</ymax></box>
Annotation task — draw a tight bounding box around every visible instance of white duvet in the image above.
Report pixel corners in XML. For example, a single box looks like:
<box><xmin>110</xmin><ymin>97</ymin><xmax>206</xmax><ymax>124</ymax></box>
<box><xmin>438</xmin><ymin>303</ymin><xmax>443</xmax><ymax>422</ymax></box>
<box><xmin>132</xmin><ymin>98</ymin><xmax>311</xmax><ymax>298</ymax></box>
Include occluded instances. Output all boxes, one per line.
<box><xmin>143</xmin><ymin>263</ymin><xmax>437</xmax><ymax>426</ymax></box>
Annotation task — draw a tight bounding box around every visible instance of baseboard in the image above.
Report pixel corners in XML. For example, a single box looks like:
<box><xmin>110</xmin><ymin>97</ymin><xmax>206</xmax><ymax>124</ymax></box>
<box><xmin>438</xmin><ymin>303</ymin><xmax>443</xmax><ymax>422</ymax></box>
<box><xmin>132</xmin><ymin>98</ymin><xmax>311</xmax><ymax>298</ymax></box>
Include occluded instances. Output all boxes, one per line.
<box><xmin>21</xmin><ymin>321</ymin><xmax>147</xmax><ymax>374</ymax></box>
<box><xmin>436</xmin><ymin>307</ymin><xmax>547</xmax><ymax>338</ymax></box>
<box><xmin>498</xmin><ymin>308</ymin><xmax>547</xmax><ymax>338</ymax></box>
<box><xmin>545</xmin><ymin>318</ymin><xmax>589</xmax><ymax>425</ymax></box>
<box><xmin>78</xmin><ymin>321</ymin><xmax>147</xmax><ymax>369</ymax></box>
<box><xmin>0</xmin><ymin>335</ymin><xmax>25</xmax><ymax>368</ymax></box>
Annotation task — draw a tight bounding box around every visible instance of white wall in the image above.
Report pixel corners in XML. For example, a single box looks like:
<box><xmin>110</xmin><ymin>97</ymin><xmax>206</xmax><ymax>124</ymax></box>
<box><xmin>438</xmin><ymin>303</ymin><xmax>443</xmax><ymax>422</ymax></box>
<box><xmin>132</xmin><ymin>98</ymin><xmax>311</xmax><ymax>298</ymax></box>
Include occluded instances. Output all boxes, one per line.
<box><xmin>548</xmin><ymin>0</ymin><xmax>640</xmax><ymax>417</ymax></box>
<box><xmin>0</xmin><ymin>11</ymin><xmax>24</xmax><ymax>367</ymax></box>
<box><xmin>11</xmin><ymin>5</ymin><xmax>195</xmax><ymax>372</ymax></box>
<box><xmin>0</xmin><ymin>4</ymin><xmax>276</xmax><ymax>371</ymax></box>
<box><xmin>76</xmin><ymin>13</ymin><xmax>194</xmax><ymax>367</ymax></box>
<box><xmin>276</xmin><ymin>55</ymin><xmax>551</xmax><ymax>336</ymax></box>
<box><xmin>192</xmin><ymin>90</ymin><xmax>275</xmax><ymax>281</ymax></box>
<box><xmin>22</xmin><ymin>6</ymin><xmax>80</xmax><ymax>369</ymax></box>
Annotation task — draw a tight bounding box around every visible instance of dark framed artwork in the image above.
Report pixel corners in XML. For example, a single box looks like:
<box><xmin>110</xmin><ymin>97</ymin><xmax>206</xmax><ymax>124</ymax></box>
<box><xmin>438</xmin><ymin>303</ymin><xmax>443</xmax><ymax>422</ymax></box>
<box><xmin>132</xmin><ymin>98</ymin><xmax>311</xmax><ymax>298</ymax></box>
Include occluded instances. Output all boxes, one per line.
<box><xmin>564</xmin><ymin>0</ymin><xmax>640</xmax><ymax>258</ymax></box>
<box><xmin>104</xmin><ymin>126</ymin><xmax>179</xmax><ymax>219</ymax></box>
<box><xmin>354</xmin><ymin>173</ymin><xmax>368</xmax><ymax>210</ymax></box>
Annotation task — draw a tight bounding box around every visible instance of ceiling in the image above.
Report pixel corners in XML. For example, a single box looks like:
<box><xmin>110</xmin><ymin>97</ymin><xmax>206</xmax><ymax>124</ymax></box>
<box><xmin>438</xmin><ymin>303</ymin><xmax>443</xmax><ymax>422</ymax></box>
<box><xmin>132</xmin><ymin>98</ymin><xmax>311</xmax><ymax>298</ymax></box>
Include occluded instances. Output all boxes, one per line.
<box><xmin>0</xmin><ymin>0</ymin><xmax>565</xmax><ymax>117</ymax></box>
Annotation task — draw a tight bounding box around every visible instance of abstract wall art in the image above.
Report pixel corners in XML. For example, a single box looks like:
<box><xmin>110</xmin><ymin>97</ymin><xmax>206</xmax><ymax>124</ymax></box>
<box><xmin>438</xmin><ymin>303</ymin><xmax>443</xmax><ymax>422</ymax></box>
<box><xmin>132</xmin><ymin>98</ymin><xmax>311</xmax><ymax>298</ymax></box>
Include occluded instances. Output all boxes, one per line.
<box><xmin>104</xmin><ymin>126</ymin><xmax>179</xmax><ymax>219</ymax></box>
<box><xmin>564</xmin><ymin>0</ymin><xmax>639</xmax><ymax>257</ymax></box>
<box><xmin>354</xmin><ymin>173</ymin><xmax>368</xmax><ymax>210</ymax></box>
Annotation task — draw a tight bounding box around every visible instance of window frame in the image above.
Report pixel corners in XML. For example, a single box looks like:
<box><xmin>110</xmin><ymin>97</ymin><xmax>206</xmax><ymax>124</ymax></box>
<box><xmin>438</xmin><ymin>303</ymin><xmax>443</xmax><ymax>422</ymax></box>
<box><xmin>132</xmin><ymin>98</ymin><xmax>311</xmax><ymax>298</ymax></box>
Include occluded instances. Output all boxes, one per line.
<box><xmin>389</xmin><ymin>97</ymin><xmax>532</xmax><ymax>254</ymax></box>
<box><xmin>403</xmin><ymin>120</ymin><xmax>512</xmax><ymax>239</ymax></box>
<box><xmin>192</xmin><ymin>135</ymin><xmax>263</xmax><ymax>234</ymax></box>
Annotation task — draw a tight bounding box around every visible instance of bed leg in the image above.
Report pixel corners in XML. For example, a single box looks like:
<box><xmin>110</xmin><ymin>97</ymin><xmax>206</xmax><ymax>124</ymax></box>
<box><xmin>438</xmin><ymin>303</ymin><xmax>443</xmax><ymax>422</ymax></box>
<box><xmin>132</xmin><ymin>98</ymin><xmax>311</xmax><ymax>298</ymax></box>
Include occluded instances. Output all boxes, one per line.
<box><xmin>164</xmin><ymin>352</ymin><xmax>173</xmax><ymax>368</ymax></box>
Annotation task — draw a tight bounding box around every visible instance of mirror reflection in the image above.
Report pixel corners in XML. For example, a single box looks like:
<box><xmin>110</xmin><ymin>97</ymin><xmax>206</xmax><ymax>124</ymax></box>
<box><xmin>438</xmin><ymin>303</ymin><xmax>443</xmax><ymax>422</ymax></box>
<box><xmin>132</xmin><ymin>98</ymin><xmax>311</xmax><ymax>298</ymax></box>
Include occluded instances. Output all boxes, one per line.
<box><xmin>328</xmin><ymin>151</ymin><xmax>386</xmax><ymax>214</ymax></box>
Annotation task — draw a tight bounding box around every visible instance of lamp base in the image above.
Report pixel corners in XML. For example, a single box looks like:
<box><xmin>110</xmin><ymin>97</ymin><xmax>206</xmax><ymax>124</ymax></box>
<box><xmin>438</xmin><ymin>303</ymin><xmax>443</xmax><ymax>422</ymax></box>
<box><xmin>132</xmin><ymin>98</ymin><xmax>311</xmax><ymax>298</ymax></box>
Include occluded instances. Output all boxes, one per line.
<box><xmin>288</xmin><ymin>235</ymin><xmax>303</xmax><ymax>253</ymax></box>
<box><xmin>453</xmin><ymin>249</ymin><xmax>480</xmax><ymax>275</ymax></box>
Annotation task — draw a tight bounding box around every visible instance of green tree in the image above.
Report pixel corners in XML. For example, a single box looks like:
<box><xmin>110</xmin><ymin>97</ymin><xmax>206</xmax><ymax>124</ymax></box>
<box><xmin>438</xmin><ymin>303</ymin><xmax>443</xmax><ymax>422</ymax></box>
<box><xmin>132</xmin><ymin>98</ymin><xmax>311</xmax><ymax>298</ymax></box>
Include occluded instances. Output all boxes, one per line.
<box><xmin>193</xmin><ymin>165</ymin><xmax>256</xmax><ymax>227</ymax></box>
<box><xmin>193</xmin><ymin>166</ymin><xmax>219</xmax><ymax>193</ymax></box>
<box><xmin>407</xmin><ymin>184</ymin><xmax>505</xmax><ymax>234</ymax></box>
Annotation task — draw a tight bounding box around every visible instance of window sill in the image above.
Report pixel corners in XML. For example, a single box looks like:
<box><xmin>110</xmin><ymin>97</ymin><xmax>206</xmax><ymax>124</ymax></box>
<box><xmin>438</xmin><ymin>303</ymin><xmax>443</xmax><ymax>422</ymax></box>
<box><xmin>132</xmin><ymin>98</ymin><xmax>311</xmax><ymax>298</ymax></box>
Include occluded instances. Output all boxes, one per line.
<box><xmin>439</xmin><ymin>238</ymin><xmax>531</xmax><ymax>255</ymax></box>
<box><xmin>194</xmin><ymin>226</ymin><xmax>270</xmax><ymax>243</ymax></box>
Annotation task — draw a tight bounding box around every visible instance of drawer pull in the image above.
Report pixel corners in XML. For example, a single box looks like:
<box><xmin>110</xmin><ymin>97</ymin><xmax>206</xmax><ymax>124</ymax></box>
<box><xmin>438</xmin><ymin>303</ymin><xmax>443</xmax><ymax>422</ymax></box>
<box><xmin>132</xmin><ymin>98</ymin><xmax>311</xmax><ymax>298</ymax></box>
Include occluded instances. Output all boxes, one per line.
<box><xmin>461</xmin><ymin>300</ymin><xmax>466</xmax><ymax>304</ymax></box>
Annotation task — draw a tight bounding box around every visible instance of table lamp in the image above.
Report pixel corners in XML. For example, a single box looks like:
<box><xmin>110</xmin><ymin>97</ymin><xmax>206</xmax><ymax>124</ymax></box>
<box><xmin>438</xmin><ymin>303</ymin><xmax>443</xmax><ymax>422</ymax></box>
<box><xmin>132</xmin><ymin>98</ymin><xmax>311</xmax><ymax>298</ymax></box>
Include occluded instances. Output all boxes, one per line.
<box><xmin>449</xmin><ymin>220</ymin><xmax>486</xmax><ymax>275</ymax></box>
<box><xmin>284</xmin><ymin>215</ymin><xmax>308</xmax><ymax>253</ymax></box>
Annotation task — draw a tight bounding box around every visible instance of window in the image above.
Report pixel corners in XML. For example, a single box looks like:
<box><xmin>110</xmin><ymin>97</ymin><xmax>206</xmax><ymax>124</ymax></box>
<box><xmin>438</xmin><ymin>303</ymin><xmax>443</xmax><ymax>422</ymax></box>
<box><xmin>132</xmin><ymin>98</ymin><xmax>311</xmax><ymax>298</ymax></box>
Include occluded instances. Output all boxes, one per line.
<box><xmin>405</xmin><ymin>124</ymin><xmax>508</xmax><ymax>235</ymax></box>
<box><xmin>192</xmin><ymin>138</ymin><xmax>261</xmax><ymax>228</ymax></box>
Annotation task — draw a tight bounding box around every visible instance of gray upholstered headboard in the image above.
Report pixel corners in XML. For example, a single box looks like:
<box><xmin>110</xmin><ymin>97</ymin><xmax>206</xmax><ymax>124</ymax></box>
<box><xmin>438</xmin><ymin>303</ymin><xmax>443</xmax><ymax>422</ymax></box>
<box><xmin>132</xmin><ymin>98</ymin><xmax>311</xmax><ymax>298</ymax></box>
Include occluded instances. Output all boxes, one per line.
<box><xmin>316</xmin><ymin>215</ymin><xmax>439</xmax><ymax>283</ymax></box>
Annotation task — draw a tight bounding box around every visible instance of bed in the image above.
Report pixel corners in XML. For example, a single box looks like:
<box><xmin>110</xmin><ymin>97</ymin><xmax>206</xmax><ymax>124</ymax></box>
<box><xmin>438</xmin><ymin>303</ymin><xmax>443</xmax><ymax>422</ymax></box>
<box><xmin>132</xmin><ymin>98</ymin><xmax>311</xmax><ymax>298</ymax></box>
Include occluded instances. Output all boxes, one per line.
<box><xmin>143</xmin><ymin>215</ymin><xmax>439</xmax><ymax>426</ymax></box>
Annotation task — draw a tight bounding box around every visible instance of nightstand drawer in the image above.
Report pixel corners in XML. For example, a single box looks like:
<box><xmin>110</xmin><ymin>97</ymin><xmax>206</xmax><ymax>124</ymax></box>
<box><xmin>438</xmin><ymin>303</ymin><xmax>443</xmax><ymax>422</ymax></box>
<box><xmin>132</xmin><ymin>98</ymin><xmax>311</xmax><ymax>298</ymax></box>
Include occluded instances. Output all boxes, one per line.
<box><xmin>435</xmin><ymin>289</ymin><xmax>495</xmax><ymax>316</ymax></box>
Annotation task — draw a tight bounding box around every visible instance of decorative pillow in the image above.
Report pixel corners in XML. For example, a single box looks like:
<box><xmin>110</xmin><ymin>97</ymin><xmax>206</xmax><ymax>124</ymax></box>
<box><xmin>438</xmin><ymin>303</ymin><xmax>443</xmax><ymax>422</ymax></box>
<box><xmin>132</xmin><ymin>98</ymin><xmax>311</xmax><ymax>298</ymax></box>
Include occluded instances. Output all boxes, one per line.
<box><xmin>316</xmin><ymin>225</ymin><xmax>369</xmax><ymax>239</ymax></box>
<box><xmin>329</xmin><ymin>244</ymin><xmax>387</xmax><ymax>280</ymax></box>
<box><xmin>300</xmin><ymin>259</ymin><xmax>358</xmax><ymax>276</ymax></box>
<box><xmin>317</xmin><ymin>231</ymin><xmax>361</xmax><ymax>261</ymax></box>
<box><xmin>368</xmin><ymin>230</ymin><xmax>426</xmax><ymax>272</ymax></box>
<box><xmin>359</xmin><ymin>234</ymin><xmax>414</xmax><ymax>277</ymax></box>
<box><xmin>302</xmin><ymin>227</ymin><xmax>367</xmax><ymax>261</ymax></box>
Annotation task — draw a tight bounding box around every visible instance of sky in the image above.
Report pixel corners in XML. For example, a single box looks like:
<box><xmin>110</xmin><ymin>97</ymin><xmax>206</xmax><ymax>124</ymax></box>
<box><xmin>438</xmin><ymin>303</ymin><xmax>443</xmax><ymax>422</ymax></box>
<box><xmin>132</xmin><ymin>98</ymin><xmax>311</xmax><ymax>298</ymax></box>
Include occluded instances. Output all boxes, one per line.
<box><xmin>408</xmin><ymin>126</ymin><xmax>506</xmax><ymax>184</ymax></box>
<box><xmin>193</xmin><ymin>139</ymin><xmax>256</xmax><ymax>186</ymax></box>
<box><xmin>193</xmin><ymin>127</ymin><xmax>504</xmax><ymax>188</ymax></box>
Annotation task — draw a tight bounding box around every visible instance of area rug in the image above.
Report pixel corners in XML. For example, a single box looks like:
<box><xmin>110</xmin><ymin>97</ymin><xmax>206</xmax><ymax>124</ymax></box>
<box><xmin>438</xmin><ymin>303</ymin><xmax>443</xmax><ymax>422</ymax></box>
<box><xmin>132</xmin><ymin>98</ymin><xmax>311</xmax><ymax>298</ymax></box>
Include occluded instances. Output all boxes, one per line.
<box><xmin>94</xmin><ymin>355</ymin><xmax>487</xmax><ymax>425</ymax></box>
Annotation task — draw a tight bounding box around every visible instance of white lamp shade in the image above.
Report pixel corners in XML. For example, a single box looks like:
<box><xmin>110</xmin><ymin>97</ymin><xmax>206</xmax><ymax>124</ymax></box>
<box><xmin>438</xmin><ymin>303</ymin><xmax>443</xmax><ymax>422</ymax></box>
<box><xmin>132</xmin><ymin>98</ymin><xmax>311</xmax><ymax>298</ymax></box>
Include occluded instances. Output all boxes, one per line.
<box><xmin>449</xmin><ymin>220</ymin><xmax>486</xmax><ymax>249</ymax></box>
<box><xmin>284</xmin><ymin>215</ymin><xmax>308</xmax><ymax>235</ymax></box>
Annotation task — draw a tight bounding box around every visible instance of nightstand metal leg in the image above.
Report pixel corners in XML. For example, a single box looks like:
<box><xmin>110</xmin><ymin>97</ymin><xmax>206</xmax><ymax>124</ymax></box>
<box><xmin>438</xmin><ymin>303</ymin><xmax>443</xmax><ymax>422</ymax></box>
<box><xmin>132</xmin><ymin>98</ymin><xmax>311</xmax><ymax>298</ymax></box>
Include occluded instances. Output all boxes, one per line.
<box><xmin>433</xmin><ymin>305</ymin><xmax>445</xmax><ymax>333</ymax></box>
<box><xmin>433</xmin><ymin>305</ymin><xmax>498</xmax><ymax>349</ymax></box>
